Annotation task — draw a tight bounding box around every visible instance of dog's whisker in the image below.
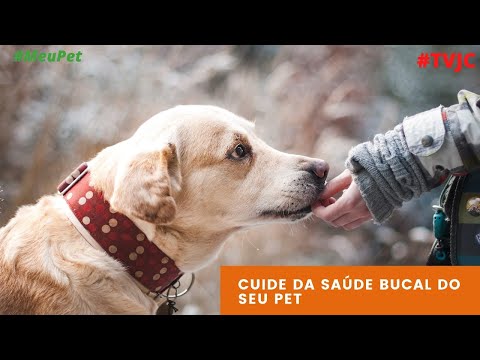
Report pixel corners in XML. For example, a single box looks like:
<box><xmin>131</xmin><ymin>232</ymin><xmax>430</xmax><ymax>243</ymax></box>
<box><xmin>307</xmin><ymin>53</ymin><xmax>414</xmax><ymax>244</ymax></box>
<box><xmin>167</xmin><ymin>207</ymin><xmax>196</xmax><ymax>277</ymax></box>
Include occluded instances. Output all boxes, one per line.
<box><xmin>288</xmin><ymin>224</ymin><xmax>295</xmax><ymax>236</ymax></box>
<box><xmin>246</xmin><ymin>238</ymin><xmax>260</xmax><ymax>251</ymax></box>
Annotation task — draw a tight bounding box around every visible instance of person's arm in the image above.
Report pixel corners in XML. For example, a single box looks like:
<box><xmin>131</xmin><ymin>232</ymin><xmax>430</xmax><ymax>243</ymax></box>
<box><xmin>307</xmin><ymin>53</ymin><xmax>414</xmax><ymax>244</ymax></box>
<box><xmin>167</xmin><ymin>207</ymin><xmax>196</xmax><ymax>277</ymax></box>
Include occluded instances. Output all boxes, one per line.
<box><xmin>313</xmin><ymin>90</ymin><xmax>480</xmax><ymax>227</ymax></box>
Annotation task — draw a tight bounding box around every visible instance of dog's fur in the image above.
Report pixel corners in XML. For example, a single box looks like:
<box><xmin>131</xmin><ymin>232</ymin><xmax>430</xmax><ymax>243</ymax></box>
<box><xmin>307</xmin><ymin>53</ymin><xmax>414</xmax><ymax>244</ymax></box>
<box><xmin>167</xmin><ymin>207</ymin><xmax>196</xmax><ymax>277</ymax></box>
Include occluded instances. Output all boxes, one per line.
<box><xmin>0</xmin><ymin>106</ymin><xmax>327</xmax><ymax>314</ymax></box>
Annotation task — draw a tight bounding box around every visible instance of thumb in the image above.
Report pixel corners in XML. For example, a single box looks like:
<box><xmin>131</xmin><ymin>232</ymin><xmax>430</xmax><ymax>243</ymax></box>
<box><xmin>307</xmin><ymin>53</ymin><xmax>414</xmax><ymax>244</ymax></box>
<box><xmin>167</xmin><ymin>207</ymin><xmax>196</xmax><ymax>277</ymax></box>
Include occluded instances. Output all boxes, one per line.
<box><xmin>320</xmin><ymin>169</ymin><xmax>353</xmax><ymax>199</ymax></box>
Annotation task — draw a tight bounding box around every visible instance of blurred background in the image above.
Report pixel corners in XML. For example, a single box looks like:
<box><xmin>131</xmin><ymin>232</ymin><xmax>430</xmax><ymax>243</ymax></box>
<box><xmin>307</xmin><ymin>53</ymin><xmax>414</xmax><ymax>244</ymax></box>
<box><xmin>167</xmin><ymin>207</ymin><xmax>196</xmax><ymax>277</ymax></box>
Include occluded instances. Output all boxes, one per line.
<box><xmin>0</xmin><ymin>45</ymin><xmax>479</xmax><ymax>314</ymax></box>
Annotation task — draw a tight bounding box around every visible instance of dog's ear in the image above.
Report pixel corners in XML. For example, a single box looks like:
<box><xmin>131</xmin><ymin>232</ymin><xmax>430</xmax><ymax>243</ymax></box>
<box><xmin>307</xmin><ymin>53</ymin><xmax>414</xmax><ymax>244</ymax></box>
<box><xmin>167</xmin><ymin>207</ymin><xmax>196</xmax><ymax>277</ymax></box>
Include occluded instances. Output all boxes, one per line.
<box><xmin>110</xmin><ymin>143</ymin><xmax>181</xmax><ymax>225</ymax></box>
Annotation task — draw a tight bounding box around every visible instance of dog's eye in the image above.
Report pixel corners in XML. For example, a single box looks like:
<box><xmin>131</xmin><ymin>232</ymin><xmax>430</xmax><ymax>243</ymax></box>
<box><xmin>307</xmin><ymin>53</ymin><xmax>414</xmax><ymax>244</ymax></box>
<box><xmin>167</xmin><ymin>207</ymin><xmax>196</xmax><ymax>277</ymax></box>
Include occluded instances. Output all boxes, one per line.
<box><xmin>232</xmin><ymin>144</ymin><xmax>247</xmax><ymax>159</ymax></box>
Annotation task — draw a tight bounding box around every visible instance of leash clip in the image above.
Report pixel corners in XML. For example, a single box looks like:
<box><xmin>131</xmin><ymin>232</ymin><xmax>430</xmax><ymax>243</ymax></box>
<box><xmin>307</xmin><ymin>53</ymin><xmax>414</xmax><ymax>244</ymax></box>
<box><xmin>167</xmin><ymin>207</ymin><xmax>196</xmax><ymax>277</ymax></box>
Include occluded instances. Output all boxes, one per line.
<box><xmin>165</xmin><ymin>273</ymin><xmax>195</xmax><ymax>299</ymax></box>
<box><xmin>155</xmin><ymin>274</ymin><xmax>195</xmax><ymax>315</ymax></box>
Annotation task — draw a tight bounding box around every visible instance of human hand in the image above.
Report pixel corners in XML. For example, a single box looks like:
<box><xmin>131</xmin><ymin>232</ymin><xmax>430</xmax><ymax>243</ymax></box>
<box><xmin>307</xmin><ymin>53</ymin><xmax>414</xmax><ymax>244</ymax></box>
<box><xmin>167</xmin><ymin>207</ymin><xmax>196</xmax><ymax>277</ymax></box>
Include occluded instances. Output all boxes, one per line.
<box><xmin>312</xmin><ymin>169</ymin><xmax>373</xmax><ymax>230</ymax></box>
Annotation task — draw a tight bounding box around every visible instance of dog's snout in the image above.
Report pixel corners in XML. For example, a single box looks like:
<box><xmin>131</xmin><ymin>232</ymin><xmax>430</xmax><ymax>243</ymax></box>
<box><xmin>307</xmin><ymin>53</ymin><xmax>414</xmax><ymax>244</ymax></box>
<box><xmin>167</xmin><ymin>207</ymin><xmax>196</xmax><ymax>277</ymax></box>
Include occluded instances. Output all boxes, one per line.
<box><xmin>308</xmin><ymin>160</ymin><xmax>329</xmax><ymax>180</ymax></box>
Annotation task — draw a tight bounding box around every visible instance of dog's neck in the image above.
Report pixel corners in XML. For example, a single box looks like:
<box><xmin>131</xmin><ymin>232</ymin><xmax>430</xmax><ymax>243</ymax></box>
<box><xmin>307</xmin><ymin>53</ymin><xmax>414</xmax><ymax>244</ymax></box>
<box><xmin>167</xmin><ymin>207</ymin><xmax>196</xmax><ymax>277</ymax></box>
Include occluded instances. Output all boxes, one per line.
<box><xmin>88</xmin><ymin>144</ymin><xmax>121</xmax><ymax>203</ymax></box>
<box><xmin>151</xmin><ymin>222</ymin><xmax>237</xmax><ymax>273</ymax></box>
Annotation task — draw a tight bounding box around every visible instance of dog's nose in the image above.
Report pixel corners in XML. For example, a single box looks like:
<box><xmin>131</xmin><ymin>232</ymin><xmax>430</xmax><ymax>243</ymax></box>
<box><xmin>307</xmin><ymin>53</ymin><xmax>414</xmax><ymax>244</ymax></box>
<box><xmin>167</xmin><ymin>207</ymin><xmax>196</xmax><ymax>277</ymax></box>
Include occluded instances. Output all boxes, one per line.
<box><xmin>308</xmin><ymin>160</ymin><xmax>329</xmax><ymax>180</ymax></box>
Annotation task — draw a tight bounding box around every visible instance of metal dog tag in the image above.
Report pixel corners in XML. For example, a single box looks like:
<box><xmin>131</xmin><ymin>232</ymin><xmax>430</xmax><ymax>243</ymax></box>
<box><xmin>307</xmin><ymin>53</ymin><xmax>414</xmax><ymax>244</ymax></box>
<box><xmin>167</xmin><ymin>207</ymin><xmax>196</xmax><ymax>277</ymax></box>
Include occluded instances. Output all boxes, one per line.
<box><xmin>156</xmin><ymin>300</ymin><xmax>179</xmax><ymax>315</ymax></box>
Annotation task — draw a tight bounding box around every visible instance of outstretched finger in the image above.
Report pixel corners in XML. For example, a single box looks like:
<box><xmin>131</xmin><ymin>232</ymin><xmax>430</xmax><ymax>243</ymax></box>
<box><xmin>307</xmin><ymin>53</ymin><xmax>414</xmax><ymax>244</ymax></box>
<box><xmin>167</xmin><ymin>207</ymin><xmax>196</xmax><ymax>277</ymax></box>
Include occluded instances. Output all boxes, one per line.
<box><xmin>320</xmin><ymin>169</ymin><xmax>352</xmax><ymax>200</ymax></box>
<box><xmin>315</xmin><ymin>197</ymin><xmax>336</xmax><ymax>207</ymax></box>
<box><xmin>312</xmin><ymin>199</ymin><xmax>349</xmax><ymax>223</ymax></box>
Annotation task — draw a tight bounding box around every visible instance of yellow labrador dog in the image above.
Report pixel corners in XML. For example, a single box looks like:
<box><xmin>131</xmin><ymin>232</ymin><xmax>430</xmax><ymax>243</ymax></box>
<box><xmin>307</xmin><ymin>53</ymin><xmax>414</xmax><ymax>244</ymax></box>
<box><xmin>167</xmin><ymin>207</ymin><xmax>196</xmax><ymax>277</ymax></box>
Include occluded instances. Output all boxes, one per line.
<box><xmin>0</xmin><ymin>106</ymin><xmax>328</xmax><ymax>314</ymax></box>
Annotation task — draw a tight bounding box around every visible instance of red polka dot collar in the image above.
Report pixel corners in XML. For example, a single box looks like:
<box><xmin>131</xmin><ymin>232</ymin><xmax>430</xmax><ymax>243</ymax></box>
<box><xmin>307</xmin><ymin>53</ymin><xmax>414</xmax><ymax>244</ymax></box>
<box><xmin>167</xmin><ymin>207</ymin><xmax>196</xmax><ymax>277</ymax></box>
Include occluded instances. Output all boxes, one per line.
<box><xmin>57</xmin><ymin>163</ymin><xmax>183</xmax><ymax>296</ymax></box>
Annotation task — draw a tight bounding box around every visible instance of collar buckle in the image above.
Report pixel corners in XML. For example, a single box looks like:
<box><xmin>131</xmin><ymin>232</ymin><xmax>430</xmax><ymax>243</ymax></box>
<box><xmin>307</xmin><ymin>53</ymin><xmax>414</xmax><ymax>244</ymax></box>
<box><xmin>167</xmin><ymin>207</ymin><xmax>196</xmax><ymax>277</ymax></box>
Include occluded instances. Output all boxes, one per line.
<box><xmin>57</xmin><ymin>162</ymin><xmax>89</xmax><ymax>196</ymax></box>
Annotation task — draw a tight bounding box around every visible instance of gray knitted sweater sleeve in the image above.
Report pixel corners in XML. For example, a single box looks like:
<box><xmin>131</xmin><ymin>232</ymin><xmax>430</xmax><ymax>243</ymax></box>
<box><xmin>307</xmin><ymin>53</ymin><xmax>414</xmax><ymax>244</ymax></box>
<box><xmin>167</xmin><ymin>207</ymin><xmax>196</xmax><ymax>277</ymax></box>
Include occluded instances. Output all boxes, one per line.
<box><xmin>345</xmin><ymin>90</ymin><xmax>480</xmax><ymax>224</ymax></box>
<box><xmin>345</xmin><ymin>123</ymin><xmax>433</xmax><ymax>224</ymax></box>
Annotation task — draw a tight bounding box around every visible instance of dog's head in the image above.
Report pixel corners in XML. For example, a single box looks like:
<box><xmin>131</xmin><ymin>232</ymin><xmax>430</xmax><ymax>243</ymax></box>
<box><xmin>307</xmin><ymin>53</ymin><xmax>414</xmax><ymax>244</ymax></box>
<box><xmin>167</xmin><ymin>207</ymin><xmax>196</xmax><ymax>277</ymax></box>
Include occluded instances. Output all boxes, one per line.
<box><xmin>106</xmin><ymin>105</ymin><xmax>328</xmax><ymax>232</ymax></box>
<box><xmin>107</xmin><ymin>105</ymin><xmax>328</xmax><ymax>228</ymax></box>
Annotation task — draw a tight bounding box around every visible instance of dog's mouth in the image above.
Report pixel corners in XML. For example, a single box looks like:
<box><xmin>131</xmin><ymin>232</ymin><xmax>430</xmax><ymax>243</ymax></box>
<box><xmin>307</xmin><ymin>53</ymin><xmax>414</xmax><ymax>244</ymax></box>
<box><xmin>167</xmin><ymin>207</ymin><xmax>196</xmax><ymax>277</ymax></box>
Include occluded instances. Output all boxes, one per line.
<box><xmin>258</xmin><ymin>179</ymin><xmax>326</xmax><ymax>222</ymax></box>
<box><xmin>259</xmin><ymin>205</ymin><xmax>313</xmax><ymax>222</ymax></box>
